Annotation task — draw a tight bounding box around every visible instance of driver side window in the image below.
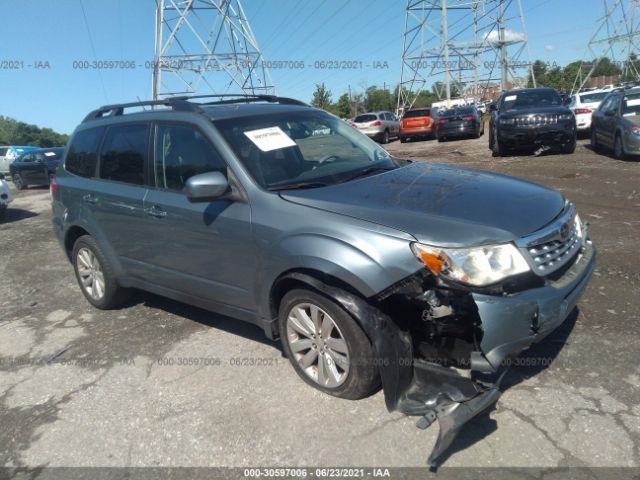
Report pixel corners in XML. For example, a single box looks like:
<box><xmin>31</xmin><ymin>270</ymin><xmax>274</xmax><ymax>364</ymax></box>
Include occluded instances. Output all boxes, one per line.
<box><xmin>154</xmin><ymin>123</ymin><xmax>226</xmax><ymax>192</ymax></box>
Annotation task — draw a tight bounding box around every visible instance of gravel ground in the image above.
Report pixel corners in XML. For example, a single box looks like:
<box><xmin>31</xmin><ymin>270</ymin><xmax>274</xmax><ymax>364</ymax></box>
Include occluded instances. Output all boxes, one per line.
<box><xmin>1</xmin><ymin>135</ymin><xmax>639</xmax><ymax>476</ymax></box>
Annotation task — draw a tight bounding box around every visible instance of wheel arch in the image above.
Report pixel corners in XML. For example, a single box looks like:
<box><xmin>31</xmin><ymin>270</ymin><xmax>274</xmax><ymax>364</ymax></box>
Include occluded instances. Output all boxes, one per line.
<box><xmin>268</xmin><ymin>269</ymin><xmax>371</xmax><ymax>339</ymax></box>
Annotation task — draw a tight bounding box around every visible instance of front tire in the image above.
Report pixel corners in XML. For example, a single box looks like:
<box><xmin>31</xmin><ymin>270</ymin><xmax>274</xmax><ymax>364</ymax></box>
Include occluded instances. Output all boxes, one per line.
<box><xmin>72</xmin><ymin>235</ymin><xmax>130</xmax><ymax>309</ymax></box>
<box><xmin>562</xmin><ymin>134</ymin><xmax>577</xmax><ymax>154</ymax></box>
<box><xmin>0</xmin><ymin>204</ymin><xmax>6</xmax><ymax>220</ymax></box>
<box><xmin>279</xmin><ymin>289</ymin><xmax>380</xmax><ymax>400</ymax></box>
<box><xmin>590</xmin><ymin>127</ymin><xmax>600</xmax><ymax>151</ymax></box>
<box><xmin>614</xmin><ymin>133</ymin><xmax>626</xmax><ymax>160</ymax></box>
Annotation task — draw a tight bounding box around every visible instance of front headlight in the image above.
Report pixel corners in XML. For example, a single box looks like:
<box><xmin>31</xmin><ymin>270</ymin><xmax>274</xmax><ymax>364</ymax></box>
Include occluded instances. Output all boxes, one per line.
<box><xmin>499</xmin><ymin>117</ymin><xmax>516</xmax><ymax>125</ymax></box>
<box><xmin>630</xmin><ymin>125</ymin><xmax>640</xmax><ymax>136</ymax></box>
<box><xmin>411</xmin><ymin>242</ymin><xmax>530</xmax><ymax>287</ymax></box>
<box><xmin>558</xmin><ymin>113</ymin><xmax>573</xmax><ymax>121</ymax></box>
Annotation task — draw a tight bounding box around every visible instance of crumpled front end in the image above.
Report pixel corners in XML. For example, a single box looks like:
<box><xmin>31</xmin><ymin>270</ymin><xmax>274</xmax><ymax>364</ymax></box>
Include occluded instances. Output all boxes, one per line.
<box><xmin>292</xmin><ymin>220</ymin><xmax>595</xmax><ymax>468</ymax></box>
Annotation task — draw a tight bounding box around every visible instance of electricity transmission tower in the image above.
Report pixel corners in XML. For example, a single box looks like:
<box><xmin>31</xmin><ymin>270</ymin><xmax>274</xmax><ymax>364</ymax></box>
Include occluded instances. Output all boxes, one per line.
<box><xmin>152</xmin><ymin>0</ymin><xmax>275</xmax><ymax>99</ymax></box>
<box><xmin>572</xmin><ymin>0</ymin><xmax>640</xmax><ymax>92</ymax></box>
<box><xmin>397</xmin><ymin>0</ymin><xmax>535</xmax><ymax>112</ymax></box>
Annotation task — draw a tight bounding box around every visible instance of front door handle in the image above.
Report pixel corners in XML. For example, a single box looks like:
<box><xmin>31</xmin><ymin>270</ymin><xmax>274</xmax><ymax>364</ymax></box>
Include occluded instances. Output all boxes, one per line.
<box><xmin>82</xmin><ymin>194</ymin><xmax>98</xmax><ymax>204</ymax></box>
<box><xmin>147</xmin><ymin>205</ymin><xmax>167</xmax><ymax>218</ymax></box>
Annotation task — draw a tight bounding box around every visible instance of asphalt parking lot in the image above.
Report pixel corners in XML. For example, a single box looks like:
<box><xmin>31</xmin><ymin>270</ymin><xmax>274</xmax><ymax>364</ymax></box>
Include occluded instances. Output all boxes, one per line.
<box><xmin>1</xmin><ymin>135</ymin><xmax>639</xmax><ymax>474</ymax></box>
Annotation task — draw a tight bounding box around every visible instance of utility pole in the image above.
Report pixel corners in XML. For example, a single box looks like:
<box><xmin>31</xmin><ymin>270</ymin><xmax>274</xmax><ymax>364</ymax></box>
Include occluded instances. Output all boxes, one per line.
<box><xmin>498</xmin><ymin>0</ymin><xmax>508</xmax><ymax>90</ymax></box>
<box><xmin>442</xmin><ymin>0</ymin><xmax>451</xmax><ymax>106</ymax></box>
<box><xmin>572</xmin><ymin>0</ymin><xmax>640</xmax><ymax>93</ymax></box>
<box><xmin>152</xmin><ymin>0</ymin><xmax>274</xmax><ymax>99</ymax></box>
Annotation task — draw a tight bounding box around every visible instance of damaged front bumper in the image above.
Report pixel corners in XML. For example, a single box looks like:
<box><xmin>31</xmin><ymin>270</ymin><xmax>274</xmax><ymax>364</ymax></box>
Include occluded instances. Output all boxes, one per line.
<box><xmin>472</xmin><ymin>240</ymin><xmax>596</xmax><ymax>373</ymax></box>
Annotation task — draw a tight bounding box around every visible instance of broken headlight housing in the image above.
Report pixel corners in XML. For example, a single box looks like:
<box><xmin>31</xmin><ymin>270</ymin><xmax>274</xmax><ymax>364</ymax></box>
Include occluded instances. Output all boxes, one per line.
<box><xmin>411</xmin><ymin>242</ymin><xmax>530</xmax><ymax>287</ymax></box>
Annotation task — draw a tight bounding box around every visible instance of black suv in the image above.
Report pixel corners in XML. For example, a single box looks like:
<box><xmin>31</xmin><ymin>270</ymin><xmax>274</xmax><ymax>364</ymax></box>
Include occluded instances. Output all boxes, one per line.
<box><xmin>489</xmin><ymin>88</ymin><xmax>577</xmax><ymax>156</ymax></box>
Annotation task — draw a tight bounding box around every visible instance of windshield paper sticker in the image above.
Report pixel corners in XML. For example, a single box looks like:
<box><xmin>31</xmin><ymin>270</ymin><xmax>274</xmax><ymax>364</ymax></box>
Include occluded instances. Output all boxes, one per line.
<box><xmin>244</xmin><ymin>126</ymin><xmax>296</xmax><ymax>152</ymax></box>
<box><xmin>44</xmin><ymin>152</ymin><xmax>56</xmax><ymax>157</ymax></box>
<box><xmin>504</xmin><ymin>95</ymin><xmax>517</xmax><ymax>101</ymax></box>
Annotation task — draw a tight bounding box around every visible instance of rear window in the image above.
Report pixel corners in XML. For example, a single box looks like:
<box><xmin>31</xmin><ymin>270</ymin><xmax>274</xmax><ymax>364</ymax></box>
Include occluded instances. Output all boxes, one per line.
<box><xmin>579</xmin><ymin>92</ymin><xmax>608</xmax><ymax>103</ymax></box>
<box><xmin>65</xmin><ymin>127</ymin><xmax>105</xmax><ymax>177</ymax></box>
<box><xmin>354</xmin><ymin>114</ymin><xmax>377</xmax><ymax>122</ymax></box>
<box><xmin>403</xmin><ymin>109</ymin><xmax>431</xmax><ymax>118</ymax></box>
<box><xmin>99</xmin><ymin>124</ymin><xmax>149</xmax><ymax>185</ymax></box>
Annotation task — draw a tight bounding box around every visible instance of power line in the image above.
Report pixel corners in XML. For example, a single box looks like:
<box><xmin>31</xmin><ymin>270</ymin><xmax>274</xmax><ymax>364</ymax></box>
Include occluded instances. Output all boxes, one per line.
<box><xmin>79</xmin><ymin>0</ymin><xmax>109</xmax><ymax>102</ymax></box>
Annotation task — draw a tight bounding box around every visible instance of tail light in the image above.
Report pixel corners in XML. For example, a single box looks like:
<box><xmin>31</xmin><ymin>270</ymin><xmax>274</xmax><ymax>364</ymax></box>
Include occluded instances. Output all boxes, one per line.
<box><xmin>371</xmin><ymin>120</ymin><xmax>381</xmax><ymax>126</ymax></box>
<box><xmin>574</xmin><ymin>108</ymin><xmax>592</xmax><ymax>114</ymax></box>
<box><xmin>464</xmin><ymin>115</ymin><xmax>475</xmax><ymax>121</ymax></box>
<box><xmin>50</xmin><ymin>177</ymin><xmax>59</xmax><ymax>200</ymax></box>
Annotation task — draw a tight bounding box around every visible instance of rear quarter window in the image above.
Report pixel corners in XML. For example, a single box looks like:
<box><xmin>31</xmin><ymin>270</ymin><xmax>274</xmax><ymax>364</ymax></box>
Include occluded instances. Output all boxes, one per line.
<box><xmin>65</xmin><ymin>127</ymin><xmax>105</xmax><ymax>177</ymax></box>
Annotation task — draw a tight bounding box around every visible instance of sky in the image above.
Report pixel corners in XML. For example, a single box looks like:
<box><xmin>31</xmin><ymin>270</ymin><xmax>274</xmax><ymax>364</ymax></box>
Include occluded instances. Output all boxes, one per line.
<box><xmin>0</xmin><ymin>0</ymin><xmax>604</xmax><ymax>134</ymax></box>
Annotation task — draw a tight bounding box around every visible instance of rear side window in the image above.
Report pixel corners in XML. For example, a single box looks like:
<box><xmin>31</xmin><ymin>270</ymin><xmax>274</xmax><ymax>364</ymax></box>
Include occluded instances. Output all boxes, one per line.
<box><xmin>99</xmin><ymin>124</ymin><xmax>149</xmax><ymax>185</ymax></box>
<box><xmin>154</xmin><ymin>124</ymin><xmax>226</xmax><ymax>191</ymax></box>
<box><xmin>65</xmin><ymin>127</ymin><xmax>105</xmax><ymax>177</ymax></box>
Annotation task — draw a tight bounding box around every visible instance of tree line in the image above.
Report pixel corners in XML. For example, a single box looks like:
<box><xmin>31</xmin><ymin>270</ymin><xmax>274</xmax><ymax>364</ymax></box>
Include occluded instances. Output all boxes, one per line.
<box><xmin>312</xmin><ymin>55</ymin><xmax>639</xmax><ymax>116</ymax></box>
<box><xmin>0</xmin><ymin>116</ymin><xmax>69</xmax><ymax>148</ymax></box>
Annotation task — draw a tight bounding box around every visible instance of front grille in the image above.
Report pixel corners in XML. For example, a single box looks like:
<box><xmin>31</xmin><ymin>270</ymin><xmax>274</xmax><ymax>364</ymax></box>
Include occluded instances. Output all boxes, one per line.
<box><xmin>525</xmin><ymin>219</ymin><xmax>581</xmax><ymax>274</ymax></box>
<box><xmin>515</xmin><ymin>115</ymin><xmax>560</xmax><ymax>127</ymax></box>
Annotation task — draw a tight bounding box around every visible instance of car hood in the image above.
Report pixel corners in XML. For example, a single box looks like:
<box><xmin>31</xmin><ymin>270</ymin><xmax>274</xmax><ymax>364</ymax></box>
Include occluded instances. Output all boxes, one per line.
<box><xmin>281</xmin><ymin>162</ymin><xmax>565</xmax><ymax>246</ymax></box>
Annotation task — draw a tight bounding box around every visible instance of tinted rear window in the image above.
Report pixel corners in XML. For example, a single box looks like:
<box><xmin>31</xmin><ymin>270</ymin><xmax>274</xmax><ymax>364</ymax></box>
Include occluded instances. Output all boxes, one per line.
<box><xmin>99</xmin><ymin>124</ymin><xmax>148</xmax><ymax>185</ymax></box>
<box><xmin>354</xmin><ymin>114</ymin><xmax>377</xmax><ymax>122</ymax></box>
<box><xmin>65</xmin><ymin>127</ymin><xmax>105</xmax><ymax>177</ymax></box>
<box><xmin>403</xmin><ymin>109</ymin><xmax>431</xmax><ymax>118</ymax></box>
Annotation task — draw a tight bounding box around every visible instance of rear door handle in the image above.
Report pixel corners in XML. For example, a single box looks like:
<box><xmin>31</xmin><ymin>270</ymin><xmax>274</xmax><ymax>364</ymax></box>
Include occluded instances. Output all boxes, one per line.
<box><xmin>147</xmin><ymin>205</ymin><xmax>167</xmax><ymax>218</ymax></box>
<box><xmin>82</xmin><ymin>194</ymin><xmax>98</xmax><ymax>204</ymax></box>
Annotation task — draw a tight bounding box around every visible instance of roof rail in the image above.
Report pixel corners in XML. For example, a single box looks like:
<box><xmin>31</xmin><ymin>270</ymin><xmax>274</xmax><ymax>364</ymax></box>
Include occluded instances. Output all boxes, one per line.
<box><xmin>82</xmin><ymin>94</ymin><xmax>309</xmax><ymax>123</ymax></box>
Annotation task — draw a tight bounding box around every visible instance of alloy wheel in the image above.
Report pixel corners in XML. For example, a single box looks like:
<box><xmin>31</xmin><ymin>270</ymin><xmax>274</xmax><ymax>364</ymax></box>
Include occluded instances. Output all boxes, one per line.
<box><xmin>76</xmin><ymin>247</ymin><xmax>105</xmax><ymax>301</ymax></box>
<box><xmin>13</xmin><ymin>174</ymin><xmax>23</xmax><ymax>190</ymax></box>
<box><xmin>286</xmin><ymin>302</ymin><xmax>350</xmax><ymax>388</ymax></box>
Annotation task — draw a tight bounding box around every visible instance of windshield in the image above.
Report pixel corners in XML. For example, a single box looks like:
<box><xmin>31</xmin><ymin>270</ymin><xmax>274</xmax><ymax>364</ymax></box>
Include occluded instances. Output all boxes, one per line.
<box><xmin>501</xmin><ymin>90</ymin><xmax>562</xmax><ymax>110</ymax></box>
<box><xmin>215</xmin><ymin>110</ymin><xmax>398</xmax><ymax>190</ymax></box>
<box><xmin>580</xmin><ymin>92</ymin><xmax>608</xmax><ymax>104</ymax></box>
<box><xmin>403</xmin><ymin>109</ymin><xmax>430</xmax><ymax>118</ymax></box>
<box><xmin>622</xmin><ymin>94</ymin><xmax>640</xmax><ymax>116</ymax></box>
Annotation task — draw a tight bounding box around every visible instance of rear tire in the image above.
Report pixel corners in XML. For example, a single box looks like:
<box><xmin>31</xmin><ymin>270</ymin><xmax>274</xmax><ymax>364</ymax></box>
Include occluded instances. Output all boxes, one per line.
<box><xmin>278</xmin><ymin>288</ymin><xmax>380</xmax><ymax>400</ymax></box>
<box><xmin>0</xmin><ymin>204</ymin><xmax>6</xmax><ymax>221</ymax></box>
<box><xmin>72</xmin><ymin>235</ymin><xmax>130</xmax><ymax>309</ymax></box>
<box><xmin>400</xmin><ymin>136</ymin><xmax>407</xmax><ymax>143</ymax></box>
<box><xmin>382</xmin><ymin>130</ymin><xmax>390</xmax><ymax>144</ymax></box>
<box><xmin>13</xmin><ymin>173</ymin><xmax>25</xmax><ymax>190</ymax></box>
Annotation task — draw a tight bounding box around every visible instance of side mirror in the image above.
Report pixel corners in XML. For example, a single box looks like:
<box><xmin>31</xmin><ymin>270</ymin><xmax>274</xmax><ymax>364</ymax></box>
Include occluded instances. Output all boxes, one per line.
<box><xmin>0</xmin><ymin>173</ymin><xmax>5</xmax><ymax>180</ymax></box>
<box><xmin>185</xmin><ymin>171</ymin><xmax>229</xmax><ymax>201</ymax></box>
<box><xmin>489</xmin><ymin>103</ymin><xmax>497</xmax><ymax>112</ymax></box>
